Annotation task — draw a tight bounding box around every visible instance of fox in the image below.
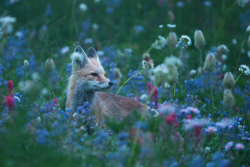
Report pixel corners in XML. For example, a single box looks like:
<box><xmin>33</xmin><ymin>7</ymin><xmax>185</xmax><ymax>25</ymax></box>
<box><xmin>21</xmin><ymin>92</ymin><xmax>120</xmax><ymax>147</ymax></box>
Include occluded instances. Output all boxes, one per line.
<box><xmin>66</xmin><ymin>46</ymin><xmax>149</xmax><ymax>127</ymax></box>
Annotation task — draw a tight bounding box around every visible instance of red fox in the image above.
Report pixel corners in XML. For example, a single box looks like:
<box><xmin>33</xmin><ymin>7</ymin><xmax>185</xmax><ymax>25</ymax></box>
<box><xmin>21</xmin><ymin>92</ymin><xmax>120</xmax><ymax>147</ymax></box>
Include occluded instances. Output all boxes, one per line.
<box><xmin>66</xmin><ymin>46</ymin><xmax>149</xmax><ymax>125</ymax></box>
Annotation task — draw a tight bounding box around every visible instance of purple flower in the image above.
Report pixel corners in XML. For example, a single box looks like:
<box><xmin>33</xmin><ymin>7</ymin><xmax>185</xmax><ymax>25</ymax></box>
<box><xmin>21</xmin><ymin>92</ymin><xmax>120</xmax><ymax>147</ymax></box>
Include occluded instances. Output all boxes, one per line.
<box><xmin>225</xmin><ymin>141</ymin><xmax>234</xmax><ymax>150</ymax></box>
<box><xmin>235</xmin><ymin>143</ymin><xmax>245</xmax><ymax>150</ymax></box>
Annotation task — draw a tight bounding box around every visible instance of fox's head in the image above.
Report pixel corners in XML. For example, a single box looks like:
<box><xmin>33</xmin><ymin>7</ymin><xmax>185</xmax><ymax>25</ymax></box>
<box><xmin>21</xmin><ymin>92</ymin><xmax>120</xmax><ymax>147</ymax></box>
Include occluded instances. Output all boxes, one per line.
<box><xmin>70</xmin><ymin>46</ymin><xmax>113</xmax><ymax>91</ymax></box>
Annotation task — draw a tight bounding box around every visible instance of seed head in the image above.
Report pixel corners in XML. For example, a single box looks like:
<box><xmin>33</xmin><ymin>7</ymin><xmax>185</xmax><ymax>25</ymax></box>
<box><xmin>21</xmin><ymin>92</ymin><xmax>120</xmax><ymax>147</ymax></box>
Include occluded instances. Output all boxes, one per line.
<box><xmin>167</xmin><ymin>32</ymin><xmax>177</xmax><ymax>49</ymax></box>
<box><xmin>44</xmin><ymin>58</ymin><xmax>55</xmax><ymax>73</ymax></box>
<box><xmin>153</xmin><ymin>64</ymin><xmax>168</xmax><ymax>87</ymax></box>
<box><xmin>204</xmin><ymin>53</ymin><xmax>216</xmax><ymax>72</ymax></box>
<box><xmin>205</xmin><ymin>147</ymin><xmax>210</xmax><ymax>153</ymax></box>
<box><xmin>194</xmin><ymin>30</ymin><xmax>206</xmax><ymax>50</ymax></box>
<box><xmin>223</xmin><ymin>89</ymin><xmax>235</xmax><ymax>110</ymax></box>
<box><xmin>166</xmin><ymin>62</ymin><xmax>178</xmax><ymax>86</ymax></box>
<box><xmin>223</xmin><ymin>72</ymin><xmax>235</xmax><ymax>89</ymax></box>
<box><xmin>142</xmin><ymin>52</ymin><xmax>151</xmax><ymax>61</ymax></box>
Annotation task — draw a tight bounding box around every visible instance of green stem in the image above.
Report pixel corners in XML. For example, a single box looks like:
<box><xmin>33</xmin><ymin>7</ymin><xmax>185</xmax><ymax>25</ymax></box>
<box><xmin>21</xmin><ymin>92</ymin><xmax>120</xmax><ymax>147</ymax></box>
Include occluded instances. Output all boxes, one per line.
<box><xmin>234</xmin><ymin>33</ymin><xmax>248</xmax><ymax>73</ymax></box>
<box><xmin>116</xmin><ymin>68</ymin><xmax>145</xmax><ymax>95</ymax></box>
<box><xmin>235</xmin><ymin>72</ymin><xmax>243</xmax><ymax>84</ymax></box>
<box><xmin>146</xmin><ymin>45</ymin><xmax>154</xmax><ymax>53</ymax></box>
<box><xmin>209</xmin><ymin>73</ymin><xmax>214</xmax><ymax>109</ymax></box>
<box><xmin>226</xmin><ymin>1</ymin><xmax>237</xmax><ymax>14</ymax></box>
<box><xmin>200</xmin><ymin>49</ymin><xmax>203</xmax><ymax>92</ymax></box>
<box><xmin>174</xmin><ymin>47</ymin><xmax>183</xmax><ymax>97</ymax></box>
<box><xmin>70</xmin><ymin>0</ymin><xmax>77</xmax><ymax>42</ymax></box>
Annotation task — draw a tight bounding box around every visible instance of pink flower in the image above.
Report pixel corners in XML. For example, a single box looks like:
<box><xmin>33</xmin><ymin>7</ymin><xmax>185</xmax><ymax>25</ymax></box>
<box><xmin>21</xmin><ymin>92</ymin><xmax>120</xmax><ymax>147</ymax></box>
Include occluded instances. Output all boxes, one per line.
<box><xmin>4</xmin><ymin>96</ymin><xmax>14</xmax><ymax>109</ymax></box>
<box><xmin>186</xmin><ymin>115</ymin><xmax>192</xmax><ymax>119</ymax></box>
<box><xmin>165</xmin><ymin>112</ymin><xmax>178</xmax><ymax>128</ymax></box>
<box><xmin>235</xmin><ymin>107</ymin><xmax>238</xmax><ymax>111</ymax></box>
<box><xmin>53</xmin><ymin>98</ymin><xmax>58</xmax><ymax>105</ymax></box>
<box><xmin>7</xmin><ymin>80</ymin><xmax>14</xmax><ymax>94</ymax></box>
<box><xmin>147</xmin><ymin>82</ymin><xmax>158</xmax><ymax>105</ymax></box>
<box><xmin>235</xmin><ymin>143</ymin><xmax>245</xmax><ymax>150</ymax></box>
<box><xmin>225</xmin><ymin>141</ymin><xmax>234</xmax><ymax>150</ymax></box>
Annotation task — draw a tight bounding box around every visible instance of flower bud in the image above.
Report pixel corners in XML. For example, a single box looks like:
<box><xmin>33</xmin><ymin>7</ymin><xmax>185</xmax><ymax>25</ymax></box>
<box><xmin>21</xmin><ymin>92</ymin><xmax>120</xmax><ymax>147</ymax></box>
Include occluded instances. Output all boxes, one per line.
<box><xmin>167</xmin><ymin>32</ymin><xmax>177</xmax><ymax>49</ymax></box>
<box><xmin>142</xmin><ymin>53</ymin><xmax>151</xmax><ymax>61</ymax></box>
<box><xmin>223</xmin><ymin>72</ymin><xmax>235</xmax><ymax>89</ymax></box>
<box><xmin>44</xmin><ymin>58</ymin><xmax>55</xmax><ymax>73</ymax></box>
<box><xmin>223</xmin><ymin>89</ymin><xmax>235</xmax><ymax>110</ymax></box>
<box><xmin>194</xmin><ymin>30</ymin><xmax>206</xmax><ymax>50</ymax></box>
<box><xmin>205</xmin><ymin>147</ymin><xmax>210</xmax><ymax>153</ymax></box>
<box><xmin>204</xmin><ymin>53</ymin><xmax>216</xmax><ymax>72</ymax></box>
<box><xmin>166</xmin><ymin>62</ymin><xmax>178</xmax><ymax>86</ymax></box>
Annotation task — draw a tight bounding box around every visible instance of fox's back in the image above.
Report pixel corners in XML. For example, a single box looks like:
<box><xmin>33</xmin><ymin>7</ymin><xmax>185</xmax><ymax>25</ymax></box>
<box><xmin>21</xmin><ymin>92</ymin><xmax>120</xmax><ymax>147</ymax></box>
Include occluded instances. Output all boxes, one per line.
<box><xmin>93</xmin><ymin>92</ymin><xmax>147</xmax><ymax>123</ymax></box>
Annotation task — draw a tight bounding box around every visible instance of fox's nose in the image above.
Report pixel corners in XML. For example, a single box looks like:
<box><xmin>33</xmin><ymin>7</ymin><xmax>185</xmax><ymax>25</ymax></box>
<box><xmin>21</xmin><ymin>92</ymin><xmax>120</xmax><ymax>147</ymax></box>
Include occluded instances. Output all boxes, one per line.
<box><xmin>108</xmin><ymin>82</ymin><xmax>113</xmax><ymax>86</ymax></box>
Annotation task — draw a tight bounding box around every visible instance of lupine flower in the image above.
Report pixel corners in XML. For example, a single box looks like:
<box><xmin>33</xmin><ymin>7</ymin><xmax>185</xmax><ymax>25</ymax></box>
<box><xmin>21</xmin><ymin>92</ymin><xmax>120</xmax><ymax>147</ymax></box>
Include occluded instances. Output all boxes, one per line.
<box><xmin>7</xmin><ymin>80</ymin><xmax>14</xmax><ymax>93</ymax></box>
<box><xmin>176</xmin><ymin>35</ymin><xmax>192</xmax><ymax>48</ymax></box>
<box><xmin>235</xmin><ymin>143</ymin><xmax>245</xmax><ymax>150</ymax></box>
<box><xmin>205</xmin><ymin>126</ymin><xmax>217</xmax><ymax>133</ymax></box>
<box><xmin>225</xmin><ymin>141</ymin><xmax>234</xmax><ymax>150</ymax></box>
<box><xmin>239</xmin><ymin>65</ymin><xmax>250</xmax><ymax>75</ymax></box>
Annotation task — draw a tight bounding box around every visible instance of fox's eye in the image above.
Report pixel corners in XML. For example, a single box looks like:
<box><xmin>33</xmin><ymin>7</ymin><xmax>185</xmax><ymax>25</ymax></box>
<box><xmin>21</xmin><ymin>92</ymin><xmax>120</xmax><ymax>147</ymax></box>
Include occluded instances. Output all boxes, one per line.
<box><xmin>91</xmin><ymin>73</ymin><xmax>98</xmax><ymax>76</ymax></box>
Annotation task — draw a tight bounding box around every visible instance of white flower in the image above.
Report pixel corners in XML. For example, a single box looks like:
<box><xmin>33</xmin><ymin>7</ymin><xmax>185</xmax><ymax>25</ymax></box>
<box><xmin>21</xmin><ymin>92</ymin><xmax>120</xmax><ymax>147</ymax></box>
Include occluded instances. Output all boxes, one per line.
<box><xmin>184</xmin><ymin>118</ymin><xmax>210</xmax><ymax>130</ymax></box>
<box><xmin>222</xmin><ymin>54</ymin><xmax>227</xmax><ymax>60</ymax></box>
<box><xmin>167</xmin><ymin>24</ymin><xmax>176</xmax><ymax>28</ymax></box>
<box><xmin>190</xmin><ymin>69</ymin><xmax>196</xmax><ymax>76</ymax></box>
<box><xmin>215</xmin><ymin>118</ymin><xmax>234</xmax><ymax>128</ymax></box>
<box><xmin>13</xmin><ymin>96</ymin><xmax>20</xmax><ymax>102</ymax></box>
<box><xmin>142</xmin><ymin>60</ymin><xmax>154</xmax><ymax>69</ymax></box>
<box><xmin>246</xmin><ymin>25</ymin><xmax>250</xmax><ymax>32</ymax></box>
<box><xmin>152</xmin><ymin>36</ymin><xmax>167</xmax><ymax>50</ymax></box>
<box><xmin>36</xmin><ymin>117</ymin><xmax>41</xmax><ymax>123</ymax></box>
<box><xmin>159</xmin><ymin>25</ymin><xmax>163</xmax><ymax>28</ymax></box>
<box><xmin>239</xmin><ymin>64</ymin><xmax>250</xmax><ymax>75</ymax></box>
<box><xmin>32</xmin><ymin>72</ymin><xmax>41</xmax><ymax>81</ymax></box>
<box><xmin>41</xmin><ymin>88</ymin><xmax>49</xmax><ymax>96</ymax></box>
<box><xmin>92</xmin><ymin>23</ymin><xmax>99</xmax><ymax>30</ymax></box>
<box><xmin>79</xmin><ymin>3</ymin><xmax>88</xmax><ymax>11</ymax></box>
<box><xmin>238</xmin><ymin>0</ymin><xmax>248</xmax><ymax>7</ymax></box>
<box><xmin>61</xmin><ymin>46</ymin><xmax>70</xmax><ymax>54</ymax></box>
<box><xmin>176</xmin><ymin>35</ymin><xmax>192</xmax><ymax>48</ymax></box>
<box><xmin>164</xmin><ymin>55</ymin><xmax>183</xmax><ymax>66</ymax></box>
<box><xmin>205</xmin><ymin>147</ymin><xmax>210</xmax><ymax>153</ymax></box>
<box><xmin>24</xmin><ymin>60</ymin><xmax>29</xmax><ymax>66</ymax></box>
<box><xmin>205</xmin><ymin>126</ymin><xmax>217</xmax><ymax>133</ymax></box>
<box><xmin>0</xmin><ymin>16</ymin><xmax>16</xmax><ymax>25</ymax></box>
<box><xmin>94</xmin><ymin>0</ymin><xmax>101</xmax><ymax>3</ymax></box>
<box><xmin>232</xmin><ymin>38</ymin><xmax>237</xmax><ymax>44</ymax></box>
<box><xmin>217</xmin><ymin>44</ymin><xmax>229</xmax><ymax>53</ymax></box>
<box><xmin>140</xmin><ymin>94</ymin><xmax>148</xmax><ymax>102</ymax></box>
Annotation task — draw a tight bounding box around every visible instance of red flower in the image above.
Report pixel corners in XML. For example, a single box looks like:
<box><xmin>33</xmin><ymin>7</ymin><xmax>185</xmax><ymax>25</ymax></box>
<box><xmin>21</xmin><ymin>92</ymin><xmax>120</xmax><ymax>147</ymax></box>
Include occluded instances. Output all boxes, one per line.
<box><xmin>7</xmin><ymin>80</ymin><xmax>14</xmax><ymax>94</ymax></box>
<box><xmin>53</xmin><ymin>98</ymin><xmax>58</xmax><ymax>105</ymax></box>
<box><xmin>4</xmin><ymin>96</ymin><xmax>14</xmax><ymax>109</ymax></box>
<box><xmin>221</xmin><ymin>74</ymin><xmax>225</xmax><ymax>79</ymax></box>
<box><xmin>194</xmin><ymin>125</ymin><xmax>202</xmax><ymax>137</ymax></box>
<box><xmin>165</xmin><ymin>112</ymin><xmax>177</xmax><ymax>125</ymax></box>
<box><xmin>186</xmin><ymin>115</ymin><xmax>192</xmax><ymax>120</ymax></box>
<box><xmin>147</xmin><ymin>82</ymin><xmax>159</xmax><ymax>105</ymax></box>
<box><xmin>235</xmin><ymin>107</ymin><xmax>238</xmax><ymax>111</ymax></box>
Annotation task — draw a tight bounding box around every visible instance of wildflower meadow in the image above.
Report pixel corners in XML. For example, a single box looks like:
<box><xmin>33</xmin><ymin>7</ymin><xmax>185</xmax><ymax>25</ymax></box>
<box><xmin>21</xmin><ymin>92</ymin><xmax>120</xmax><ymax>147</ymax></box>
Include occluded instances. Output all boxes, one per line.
<box><xmin>1</xmin><ymin>0</ymin><xmax>250</xmax><ymax>166</ymax></box>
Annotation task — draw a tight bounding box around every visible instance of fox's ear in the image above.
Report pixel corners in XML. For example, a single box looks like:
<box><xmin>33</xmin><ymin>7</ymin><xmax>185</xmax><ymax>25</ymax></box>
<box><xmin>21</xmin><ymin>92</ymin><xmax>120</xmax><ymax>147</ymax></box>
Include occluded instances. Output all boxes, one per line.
<box><xmin>87</xmin><ymin>47</ymin><xmax>101</xmax><ymax>63</ymax></box>
<box><xmin>71</xmin><ymin>45</ymin><xmax>89</xmax><ymax>70</ymax></box>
